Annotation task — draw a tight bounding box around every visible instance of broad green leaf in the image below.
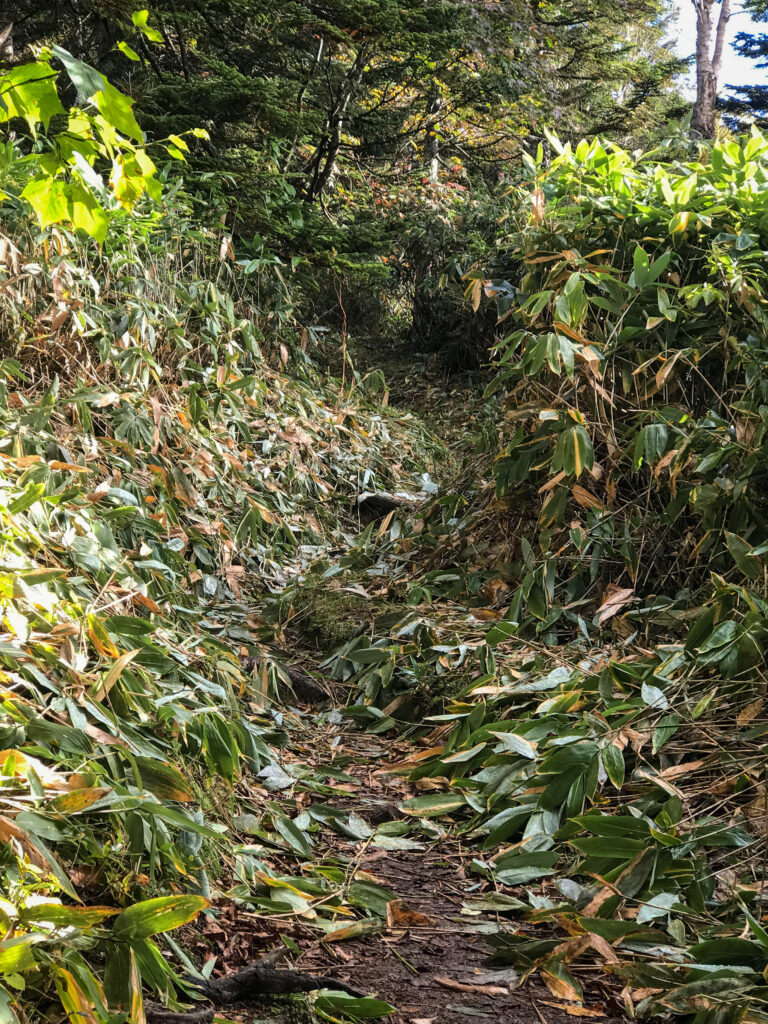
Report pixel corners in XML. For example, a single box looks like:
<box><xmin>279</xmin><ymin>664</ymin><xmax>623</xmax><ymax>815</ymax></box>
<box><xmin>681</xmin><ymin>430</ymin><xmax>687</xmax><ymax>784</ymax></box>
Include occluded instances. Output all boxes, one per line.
<box><xmin>490</xmin><ymin>731</ymin><xmax>537</xmax><ymax>759</ymax></box>
<box><xmin>112</xmin><ymin>896</ymin><xmax>208</xmax><ymax>941</ymax></box>
<box><xmin>132</xmin><ymin>10</ymin><xmax>164</xmax><ymax>42</ymax></box>
<box><xmin>398</xmin><ymin>793</ymin><xmax>466</xmax><ymax>817</ymax></box>
<box><xmin>315</xmin><ymin>993</ymin><xmax>395</xmax><ymax>1018</ymax></box>
<box><xmin>0</xmin><ymin>938</ymin><xmax>37</xmax><ymax>976</ymax></box>
<box><xmin>51</xmin><ymin>46</ymin><xmax>106</xmax><ymax>99</ymax></box>
<box><xmin>602</xmin><ymin>744</ymin><xmax>624</xmax><ymax>788</ymax></box>
<box><xmin>134</xmin><ymin>757</ymin><xmax>194</xmax><ymax>802</ymax></box>
<box><xmin>95</xmin><ymin>81</ymin><xmax>143</xmax><ymax>141</ymax></box>
<box><xmin>273</xmin><ymin>814</ymin><xmax>313</xmax><ymax>856</ymax></box>
<box><xmin>116</xmin><ymin>41</ymin><xmax>141</xmax><ymax>61</ymax></box>
<box><xmin>20</xmin><ymin>905</ymin><xmax>118</xmax><ymax>928</ymax></box>
<box><xmin>0</xmin><ymin>63</ymin><xmax>65</xmax><ymax>129</ymax></box>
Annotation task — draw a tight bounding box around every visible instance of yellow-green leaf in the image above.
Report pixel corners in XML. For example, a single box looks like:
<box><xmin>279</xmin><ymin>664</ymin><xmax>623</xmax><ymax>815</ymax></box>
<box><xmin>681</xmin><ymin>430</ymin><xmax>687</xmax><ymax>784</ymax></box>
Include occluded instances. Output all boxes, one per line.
<box><xmin>112</xmin><ymin>895</ymin><xmax>208</xmax><ymax>941</ymax></box>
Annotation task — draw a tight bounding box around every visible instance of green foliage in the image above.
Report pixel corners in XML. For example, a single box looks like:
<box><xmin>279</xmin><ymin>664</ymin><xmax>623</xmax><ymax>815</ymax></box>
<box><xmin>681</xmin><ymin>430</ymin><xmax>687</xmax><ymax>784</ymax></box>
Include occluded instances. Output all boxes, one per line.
<box><xmin>479</xmin><ymin>129</ymin><xmax>768</xmax><ymax>642</ymax></box>
<box><xmin>0</xmin><ymin>48</ymin><xmax>170</xmax><ymax>241</ymax></box>
<box><xmin>6</xmin><ymin>0</ymin><xmax>686</xmax><ymax>344</ymax></box>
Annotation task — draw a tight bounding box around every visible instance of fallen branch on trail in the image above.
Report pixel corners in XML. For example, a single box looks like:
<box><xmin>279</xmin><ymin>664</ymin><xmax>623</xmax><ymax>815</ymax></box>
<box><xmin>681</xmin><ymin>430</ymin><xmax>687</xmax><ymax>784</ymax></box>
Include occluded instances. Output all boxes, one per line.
<box><xmin>355</xmin><ymin>491</ymin><xmax>419</xmax><ymax>522</ymax></box>
<box><xmin>145</xmin><ymin>964</ymin><xmax>368</xmax><ymax>1023</ymax></box>
<box><xmin>145</xmin><ymin>1006</ymin><xmax>213</xmax><ymax>1024</ymax></box>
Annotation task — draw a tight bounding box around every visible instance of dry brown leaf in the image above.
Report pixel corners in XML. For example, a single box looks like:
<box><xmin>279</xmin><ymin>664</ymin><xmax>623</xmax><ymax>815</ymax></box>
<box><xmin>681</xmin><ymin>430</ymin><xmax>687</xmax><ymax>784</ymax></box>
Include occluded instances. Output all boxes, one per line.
<box><xmin>542</xmin><ymin>1004</ymin><xmax>606</xmax><ymax>1018</ymax></box>
<box><xmin>83</xmin><ymin>724</ymin><xmax>129</xmax><ymax>748</ymax></box>
<box><xmin>587</xmin><ymin>932</ymin><xmax>620</xmax><ymax>964</ymax></box>
<box><xmin>655</xmin><ymin>349</ymin><xmax>684</xmax><ymax>388</ymax></box>
<box><xmin>0</xmin><ymin>815</ymin><xmax>46</xmax><ymax>868</ymax></box>
<box><xmin>612</xmin><ymin>617</ymin><xmax>636</xmax><ymax>640</ymax></box>
<box><xmin>653</xmin><ymin>448</ymin><xmax>679</xmax><ymax>480</ymax></box>
<box><xmin>628</xmin><ymin>988</ymin><xmax>663</xmax><ymax>1001</ymax></box>
<box><xmin>133</xmin><ymin>592</ymin><xmax>163</xmax><ymax>615</ymax></box>
<box><xmin>571</xmin><ymin>485</ymin><xmax>604</xmax><ymax>510</ymax></box>
<box><xmin>386</xmin><ymin>899</ymin><xmax>434</xmax><ymax>929</ymax></box>
<box><xmin>531</xmin><ymin>188</ymin><xmax>545</xmax><ymax>224</ymax></box>
<box><xmin>595</xmin><ymin>585</ymin><xmax>634</xmax><ymax>625</ymax></box>
<box><xmin>554</xmin><ymin>934</ymin><xmax>592</xmax><ymax>964</ymax></box>
<box><xmin>737</xmin><ymin>698</ymin><xmax>764</xmax><ymax>727</ymax></box>
<box><xmin>658</xmin><ymin>759</ymin><xmax>706</xmax><ymax>780</ymax></box>
<box><xmin>539</xmin><ymin>471</ymin><xmax>567</xmax><ymax>494</ymax></box>
<box><xmin>470</xmin><ymin>278</ymin><xmax>482</xmax><ymax>312</ymax></box>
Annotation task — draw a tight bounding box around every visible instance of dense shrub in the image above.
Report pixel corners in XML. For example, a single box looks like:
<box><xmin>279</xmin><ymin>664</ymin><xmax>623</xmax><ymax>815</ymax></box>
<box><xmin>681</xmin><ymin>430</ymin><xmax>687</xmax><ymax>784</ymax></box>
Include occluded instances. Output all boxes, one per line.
<box><xmin>477</xmin><ymin>130</ymin><xmax>768</xmax><ymax>651</ymax></box>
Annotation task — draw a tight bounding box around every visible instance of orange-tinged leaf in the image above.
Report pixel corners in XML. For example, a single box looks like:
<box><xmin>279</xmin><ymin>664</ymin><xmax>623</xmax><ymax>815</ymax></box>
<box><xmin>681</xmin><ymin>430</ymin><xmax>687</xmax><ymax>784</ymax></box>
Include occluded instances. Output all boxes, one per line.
<box><xmin>542</xmin><ymin>963</ymin><xmax>583</xmax><ymax>1002</ymax></box>
<box><xmin>539</xmin><ymin>471</ymin><xmax>566</xmax><ymax>494</ymax></box>
<box><xmin>554</xmin><ymin>321</ymin><xmax>590</xmax><ymax>345</ymax></box>
<box><xmin>133</xmin><ymin>593</ymin><xmax>162</xmax><ymax>615</ymax></box>
<box><xmin>386</xmin><ymin>899</ymin><xmax>434</xmax><ymax>928</ymax></box>
<box><xmin>49</xmin><ymin>787</ymin><xmax>112</xmax><ymax>813</ymax></box>
<box><xmin>49</xmin><ymin>461</ymin><xmax>88</xmax><ymax>473</ymax></box>
<box><xmin>542</xmin><ymin>1004</ymin><xmax>606</xmax><ymax>1018</ymax></box>
<box><xmin>87</xmin><ymin>615</ymin><xmax>120</xmax><ymax>659</ymax></box>
<box><xmin>55</xmin><ymin>968</ymin><xmax>100</xmax><ymax>1024</ymax></box>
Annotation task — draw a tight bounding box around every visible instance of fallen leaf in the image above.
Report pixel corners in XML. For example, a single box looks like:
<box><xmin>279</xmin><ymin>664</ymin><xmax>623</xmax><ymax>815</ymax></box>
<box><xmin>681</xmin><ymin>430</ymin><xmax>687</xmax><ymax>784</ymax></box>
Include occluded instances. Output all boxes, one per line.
<box><xmin>49</xmin><ymin>461</ymin><xmax>88</xmax><ymax>473</ymax></box>
<box><xmin>595</xmin><ymin>585</ymin><xmax>634</xmax><ymax>625</ymax></box>
<box><xmin>571</xmin><ymin>484</ymin><xmax>603</xmax><ymax>510</ymax></box>
<box><xmin>386</xmin><ymin>899</ymin><xmax>434</xmax><ymax>928</ymax></box>
<box><xmin>542</xmin><ymin>1004</ymin><xmax>606</xmax><ymax>1018</ymax></box>
<box><xmin>737</xmin><ymin>698</ymin><xmax>764</xmax><ymax>727</ymax></box>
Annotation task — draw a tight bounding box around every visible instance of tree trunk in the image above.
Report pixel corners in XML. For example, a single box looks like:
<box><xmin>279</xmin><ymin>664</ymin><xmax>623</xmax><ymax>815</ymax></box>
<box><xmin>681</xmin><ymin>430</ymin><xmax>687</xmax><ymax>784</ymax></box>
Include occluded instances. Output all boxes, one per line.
<box><xmin>304</xmin><ymin>46</ymin><xmax>368</xmax><ymax>201</ymax></box>
<box><xmin>690</xmin><ymin>0</ymin><xmax>731</xmax><ymax>138</ymax></box>
<box><xmin>424</xmin><ymin>87</ymin><xmax>442</xmax><ymax>183</ymax></box>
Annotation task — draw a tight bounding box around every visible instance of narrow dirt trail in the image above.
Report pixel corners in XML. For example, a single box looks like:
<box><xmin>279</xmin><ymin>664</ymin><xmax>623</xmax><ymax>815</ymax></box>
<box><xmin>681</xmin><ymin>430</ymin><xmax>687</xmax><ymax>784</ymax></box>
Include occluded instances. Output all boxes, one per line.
<box><xmin>177</xmin><ymin>369</ymin><xmax>637</xmax><ymax>1023</ymax></box>
<box><xmin>190</xmin><ymin>724</ymin><xmax>630</xmax><ymax>1024</ymax></box>
<box><xmin>294</xmin><ymin>735</ymin><xmax>628</xmax><ymax>1024</ymax></box>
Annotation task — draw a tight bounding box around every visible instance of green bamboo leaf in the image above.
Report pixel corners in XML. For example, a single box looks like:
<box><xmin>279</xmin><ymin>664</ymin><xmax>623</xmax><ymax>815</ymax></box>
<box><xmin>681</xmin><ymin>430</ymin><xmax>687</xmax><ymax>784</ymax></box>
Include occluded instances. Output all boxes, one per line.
<box><xmin>398</xmin><ymin>793</ymin><xmax>466</xmax><ymax>817</ymax></box>
<box><xmin>112</xmin><ymin>895</ymin><xmax>208</xmax><ymax>941</ymax></box>
<box><xmin>602</xmin><ymin>744</ymin><xmax>625</xmax><ymax>788</ymax></box>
